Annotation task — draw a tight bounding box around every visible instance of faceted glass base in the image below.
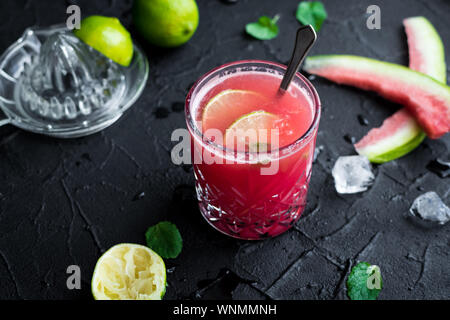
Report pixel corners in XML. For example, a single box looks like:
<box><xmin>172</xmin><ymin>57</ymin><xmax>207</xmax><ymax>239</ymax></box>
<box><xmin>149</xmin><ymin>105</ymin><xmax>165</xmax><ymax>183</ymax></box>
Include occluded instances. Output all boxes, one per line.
<box><xmin>195</xmin><ymin>176</ymin><xmax>310</xmax><ymax>240</ymax></box>
<box><xmin>199</xmin><ymin>202</ymin><xmax>305</xmax><ymax>240</ymax></box>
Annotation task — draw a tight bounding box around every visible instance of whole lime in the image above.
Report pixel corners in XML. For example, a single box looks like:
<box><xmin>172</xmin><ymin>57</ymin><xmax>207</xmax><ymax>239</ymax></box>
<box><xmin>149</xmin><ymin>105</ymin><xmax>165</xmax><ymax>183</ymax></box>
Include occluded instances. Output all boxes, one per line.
<box><xmin>74</xmin><ymin>15</ymin><xmax>133</xmax><ymax>67</ymax></box>
<box><xmin>132</xmin><ymin>0</ymin><xmax>199</xmax><ymax>47</ymax></box>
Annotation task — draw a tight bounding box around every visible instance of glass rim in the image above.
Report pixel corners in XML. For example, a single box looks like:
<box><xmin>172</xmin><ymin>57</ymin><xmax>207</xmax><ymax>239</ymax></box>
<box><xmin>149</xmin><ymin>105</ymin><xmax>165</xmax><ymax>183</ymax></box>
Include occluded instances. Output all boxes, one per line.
<box><xmin>185</xmin><ymin>59</ymin><xmax>321</xmax><ymax>156</ymax></box>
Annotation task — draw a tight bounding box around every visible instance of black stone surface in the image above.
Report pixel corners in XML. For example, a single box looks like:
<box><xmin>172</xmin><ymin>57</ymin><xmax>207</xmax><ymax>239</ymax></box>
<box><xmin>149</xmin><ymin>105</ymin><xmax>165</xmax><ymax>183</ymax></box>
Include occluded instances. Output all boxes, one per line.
<box><xmin>0</xmin><ymin>0</ymin><xmax>449</xmax><ymax>300</ymax></box>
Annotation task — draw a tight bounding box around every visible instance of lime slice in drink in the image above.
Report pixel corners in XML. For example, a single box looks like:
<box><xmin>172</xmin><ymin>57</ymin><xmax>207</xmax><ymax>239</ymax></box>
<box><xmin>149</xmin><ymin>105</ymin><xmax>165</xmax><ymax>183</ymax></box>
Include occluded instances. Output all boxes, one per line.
<box><xmin>74</xmin><ymin>15</ymin><xmax>134</xmax><ymax>67</ymax></box>
<box><xmin>91</xmin><ymin>243</ymin><xmax>166</xmax><ymax>300</ymax></box>
<box><xmin>202</xmin><ymin>89</ymin><xmax>267</xmax><ymax>133</ymax></box>
<box><xmin>225</xmin><ymin>110</ymin><xmax>279</xmax><ymax>151</ymax></box>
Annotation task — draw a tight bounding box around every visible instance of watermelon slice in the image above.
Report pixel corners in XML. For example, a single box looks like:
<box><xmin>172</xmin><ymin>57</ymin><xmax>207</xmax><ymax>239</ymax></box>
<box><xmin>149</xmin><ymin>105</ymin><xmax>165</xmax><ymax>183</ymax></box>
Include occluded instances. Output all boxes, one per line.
<box><xmin>353</xmin><ymin>109</ymin><xmax>426</xmax><ymax>163</ymax></box>
<box><xmin>404</xmin><ymin>16</ymin><xmax>446</xmax><ymax>83</ymax></box>
<box><xmin>354</xmin><ymin>17</ymin><xmax>446</xmax><ymax>162</ymax></box>
<box><xmin>303</xmin><ymin>55</ymin><xmax>450</xmax><ymax>139</ymax></box>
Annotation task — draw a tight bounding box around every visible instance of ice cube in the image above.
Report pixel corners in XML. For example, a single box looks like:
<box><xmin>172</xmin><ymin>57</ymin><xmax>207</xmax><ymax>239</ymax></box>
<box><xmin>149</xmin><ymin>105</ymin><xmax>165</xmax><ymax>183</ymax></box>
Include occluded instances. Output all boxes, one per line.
<box><xmin>332</xmin><ymin>155</ymin><xmax>375</xmax><ymax>194</ymax></box>
<box><xmin>409</xmin><ymin>191</ymin><xmax>450</xmax><ymax>227</ymax></box>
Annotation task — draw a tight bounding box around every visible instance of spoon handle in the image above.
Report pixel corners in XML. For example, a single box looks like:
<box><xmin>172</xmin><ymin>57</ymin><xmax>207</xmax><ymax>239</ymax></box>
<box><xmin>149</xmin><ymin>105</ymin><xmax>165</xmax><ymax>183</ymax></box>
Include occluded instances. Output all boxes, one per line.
<box><xmin>280</xmin><ymin>25</ymin><xmax>317</xmax><ymax>92</ymax></box>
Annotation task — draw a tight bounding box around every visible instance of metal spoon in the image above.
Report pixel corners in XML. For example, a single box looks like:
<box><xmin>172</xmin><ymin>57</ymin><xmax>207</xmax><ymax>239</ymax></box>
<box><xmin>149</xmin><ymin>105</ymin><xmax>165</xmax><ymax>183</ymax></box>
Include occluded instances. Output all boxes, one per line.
<box><xmin>279</xmin><ymin>25</ymin><xmax>317</xmax><ymax>92</ymax></box>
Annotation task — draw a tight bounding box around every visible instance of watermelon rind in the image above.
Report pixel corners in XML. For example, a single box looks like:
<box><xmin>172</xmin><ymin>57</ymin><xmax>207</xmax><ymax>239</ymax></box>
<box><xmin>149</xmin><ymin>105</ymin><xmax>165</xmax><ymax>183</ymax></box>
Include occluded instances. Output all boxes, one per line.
<box><xmin>404</xmin><ymin>16</ymin><xmax>446</xmax><ymax>84</ymax></box>
<box><xmin>303</xmin><ymin>17</ymin><xmax>447</xmax><ymax>162</ymax></box>
<box><xmin>356</xmin><ymin>125</ymin><xmax>426</xmax><ymax>164</ymax></box>
<box><xmin>303</xmin><ymin>55</ymin><xmax>450</xmax><ymax>100</ymax></box>
<box><xmin>303</xmin><ymin>55</ymin><xmax>450</xmax><ymax>139</ymax></box>
<box><xmin>355</xmin><ymin>17</ymin><xmax>446</xmax><ymax>163</ymax></box>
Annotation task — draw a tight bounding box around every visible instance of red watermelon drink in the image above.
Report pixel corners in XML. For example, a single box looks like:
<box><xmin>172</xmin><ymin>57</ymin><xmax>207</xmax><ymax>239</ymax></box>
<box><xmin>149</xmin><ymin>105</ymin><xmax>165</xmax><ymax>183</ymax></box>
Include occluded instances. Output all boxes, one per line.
<box><xmin>185</xmin><ymin>61</ymin><xmax>321</xmax><ymax>240</ymax></box>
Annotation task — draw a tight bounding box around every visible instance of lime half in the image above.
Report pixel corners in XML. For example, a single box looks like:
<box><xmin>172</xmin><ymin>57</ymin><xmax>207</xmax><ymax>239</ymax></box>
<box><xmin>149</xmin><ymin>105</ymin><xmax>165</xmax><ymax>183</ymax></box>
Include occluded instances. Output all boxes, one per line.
<box><xmin>225</xmin><ymin>110</ymin><xmax>278</xmax><ymax>150</ymax></box>
<box><xmin>74</xmin><ymin>15</ymin><xmax>134</xmax><ymax>67</ymax></box>
<box><xmin>202</xmin><ymin>89</ymin><xmax>266</xmax><ymax>133</ymax></box>
<box><xmin>91</xmin><ymin>243</ymin><xmax>166</xmax><ymax>300</ymax></box>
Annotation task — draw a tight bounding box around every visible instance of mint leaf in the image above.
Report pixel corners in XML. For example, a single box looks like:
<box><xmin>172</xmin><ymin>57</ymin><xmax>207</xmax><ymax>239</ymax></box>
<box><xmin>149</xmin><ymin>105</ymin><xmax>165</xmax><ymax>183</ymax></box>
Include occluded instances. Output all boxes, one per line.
<box><xmin>346</xmin><ymin>262</ymin><xmax>383</xmax><ymax>300</ymax></box>
<box><xmin>296</xmin><ymin>1</ymin><xmax>327</xmax><ymax>31</ymax></box>
<box><xmin>145</xmin><ymin>221</ymin><xmax>182</xmax><ymax>259</ymax></box>
<box><xmin>245</xmin><ymin>15</ymin><xmax>280</xmax><ymax>40</ymax></box>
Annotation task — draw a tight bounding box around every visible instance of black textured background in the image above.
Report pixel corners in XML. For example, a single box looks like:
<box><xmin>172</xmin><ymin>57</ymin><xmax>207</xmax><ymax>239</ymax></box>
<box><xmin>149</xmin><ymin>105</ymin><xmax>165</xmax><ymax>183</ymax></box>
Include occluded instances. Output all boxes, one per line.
<box><xmin>0</xmin><ymin>0</ymin><xmax>449</xmax><ymax>300</ymax></box>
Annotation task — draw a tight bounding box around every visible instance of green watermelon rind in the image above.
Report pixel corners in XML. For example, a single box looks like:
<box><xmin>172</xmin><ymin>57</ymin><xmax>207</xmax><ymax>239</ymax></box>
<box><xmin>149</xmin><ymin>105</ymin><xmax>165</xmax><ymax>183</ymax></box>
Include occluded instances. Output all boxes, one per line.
<box><xmin>355</xmin><ymin>17</ymin><xmax>446</xmax><ymax>163</ymax></box>
<box><xmin>303</xmin><ymin>18</ymin><xmax>448</xmax><ymax>162</ymax></box>
<box><xmin>354</xmin><ymin>109</ymin><xmax>427</xmax><ymax>163</ymax></box>
<box><xmin>404</xmin><ymin>16</ymin><xmax>447</xmax><ymax>84</ymax></box>
<box><xmin>357</xmin><ymin>130</ymin><xmax>426</xmax><ymax>164</ymax></box>
<box><xmin>304</xmin><ymin>55</ymin><xmax>450</xmax><ymax>98</ymax></box>
<box><xmin>303</xmin><ymin>55</ymin><xmax>450</xmax><ymax>140</ymax></box>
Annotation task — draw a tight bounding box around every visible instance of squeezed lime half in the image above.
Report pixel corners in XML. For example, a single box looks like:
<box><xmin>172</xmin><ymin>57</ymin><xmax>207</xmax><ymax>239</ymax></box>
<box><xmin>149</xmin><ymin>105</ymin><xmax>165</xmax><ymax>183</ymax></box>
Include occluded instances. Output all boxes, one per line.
<box><xmin>91</xmin><ymin>243</ymin><xmax>166</xmax><ymax>300</ymax></box>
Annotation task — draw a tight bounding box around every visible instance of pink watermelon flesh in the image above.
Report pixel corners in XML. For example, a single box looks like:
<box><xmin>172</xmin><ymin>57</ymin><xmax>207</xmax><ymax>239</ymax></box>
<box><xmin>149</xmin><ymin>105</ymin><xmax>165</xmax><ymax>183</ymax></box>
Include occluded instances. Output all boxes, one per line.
<box><xmin>406</xmin><ymin>21</ymin><xmax>430</xmax><ymax>77</ymax></box>
<box><xmin>404</xmin><ymin>17</ymin><xmax>446</xmax><ymax>83</ymax></box>
<box><xmin>354</xmin><ymin>17</ymin><xmax>447</xmax><ymax>160</ymax></box>
<box><xmin>355</xmin><ymin>109</ymin><xmax>414</xmax><ymax>148</ymax></box>
<box><xmin>303</xmin><ymin>55</ymin><xmax>450</xmax><ymax>139</ymax></box>
<box><xmin>353</xmin><ymin>109</ymin><xmax>425</xmax><ymax>163</ymax></box>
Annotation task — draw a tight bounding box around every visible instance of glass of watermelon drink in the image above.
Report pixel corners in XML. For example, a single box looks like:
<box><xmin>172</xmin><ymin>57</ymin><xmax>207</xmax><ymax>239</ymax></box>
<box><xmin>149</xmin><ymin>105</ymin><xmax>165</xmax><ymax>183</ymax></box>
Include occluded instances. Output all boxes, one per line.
<box><xmin>185</xmin><ymin>60</ymin><xmax>321</xmax><ymax>240</ymax></box>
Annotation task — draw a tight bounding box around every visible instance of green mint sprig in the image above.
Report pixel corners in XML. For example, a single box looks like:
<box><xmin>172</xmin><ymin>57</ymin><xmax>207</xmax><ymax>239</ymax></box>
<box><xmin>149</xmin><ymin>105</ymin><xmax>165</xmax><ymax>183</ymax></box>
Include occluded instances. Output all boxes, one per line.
<box><xmin>346</xmin><ymin>262</ymin><xmax>383</xmax><ymax>300</ymax></box>
<box><xmin>245</xmin><ymin>15</ymin><xmax>280</xmax><ymax>40</ymax></box>
<box><xmin>145</xmin><ymin>221</ymin><xmax>183</xmax><ymax>259</ymax></box>
<box><xmin>296</xmin><ymin>1</ymin><xmax>327</xmax><ymax>32</ymax></box>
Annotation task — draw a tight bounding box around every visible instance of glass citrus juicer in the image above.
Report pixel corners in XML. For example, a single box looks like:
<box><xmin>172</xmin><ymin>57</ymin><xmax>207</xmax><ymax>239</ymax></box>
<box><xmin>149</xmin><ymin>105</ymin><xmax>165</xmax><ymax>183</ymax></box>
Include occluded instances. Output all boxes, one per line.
<box><xmin>0</xmin><ymin>25</ymin><xmax>148</xmax><ymax>138</ymax></box>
